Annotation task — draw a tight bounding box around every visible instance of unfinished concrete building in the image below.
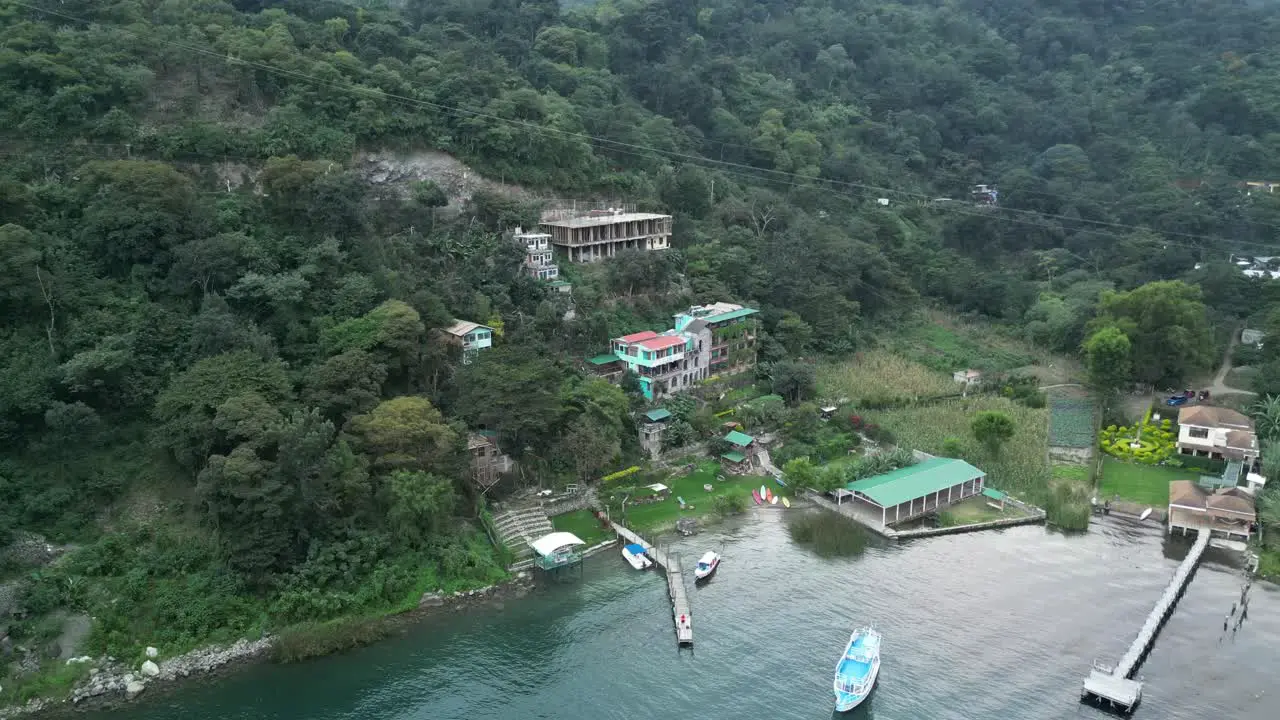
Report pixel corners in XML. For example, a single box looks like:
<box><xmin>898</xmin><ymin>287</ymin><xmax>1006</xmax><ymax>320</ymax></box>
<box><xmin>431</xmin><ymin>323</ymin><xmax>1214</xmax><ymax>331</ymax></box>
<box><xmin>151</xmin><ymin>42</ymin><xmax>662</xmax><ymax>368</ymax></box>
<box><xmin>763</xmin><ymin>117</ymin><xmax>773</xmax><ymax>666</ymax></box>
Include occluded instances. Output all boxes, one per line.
<box><xmin>540</xmin><ymin>210</ymin><xmax>672</xmax><ymax>263</ymax></box>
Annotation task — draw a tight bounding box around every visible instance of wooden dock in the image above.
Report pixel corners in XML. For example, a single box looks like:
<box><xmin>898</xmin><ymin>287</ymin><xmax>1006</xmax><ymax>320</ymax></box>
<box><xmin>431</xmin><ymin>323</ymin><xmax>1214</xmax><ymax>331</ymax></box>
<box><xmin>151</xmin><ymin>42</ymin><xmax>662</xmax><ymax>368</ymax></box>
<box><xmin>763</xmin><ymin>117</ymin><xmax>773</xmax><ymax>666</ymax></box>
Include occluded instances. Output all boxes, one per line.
<box><xmin>1081</xmin><ymin>528</ymin><xmax>1210</xmax><ymax>713</ymax></box>
<box><xmin>611</xmin><ymin>521</ymin><xmax>693</xmax><ymax>646</ymax></box>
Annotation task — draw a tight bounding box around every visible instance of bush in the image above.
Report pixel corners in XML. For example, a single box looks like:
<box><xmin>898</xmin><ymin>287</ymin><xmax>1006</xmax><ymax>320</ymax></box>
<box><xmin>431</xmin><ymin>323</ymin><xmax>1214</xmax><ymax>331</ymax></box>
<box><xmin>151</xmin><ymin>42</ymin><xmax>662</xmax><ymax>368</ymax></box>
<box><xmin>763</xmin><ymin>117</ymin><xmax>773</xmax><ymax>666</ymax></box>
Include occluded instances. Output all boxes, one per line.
<box><xmin>787</xmin><ymin>511</ymin><xmax>868</xmax><ymax>557</ymax></box>
<box><xmin>712</xmin><ymin>493</ymin><xmax>747</xmax><ymax>516</ymax></box>
<box><xmin>271</xmin><ymin>617</ymin><xmax>394</xmax><ymax>663</ymax></box>
<box><xmin>600</xmin><ymin>466</ymin><xmax>641</xmax><ymax>485</ymax></box>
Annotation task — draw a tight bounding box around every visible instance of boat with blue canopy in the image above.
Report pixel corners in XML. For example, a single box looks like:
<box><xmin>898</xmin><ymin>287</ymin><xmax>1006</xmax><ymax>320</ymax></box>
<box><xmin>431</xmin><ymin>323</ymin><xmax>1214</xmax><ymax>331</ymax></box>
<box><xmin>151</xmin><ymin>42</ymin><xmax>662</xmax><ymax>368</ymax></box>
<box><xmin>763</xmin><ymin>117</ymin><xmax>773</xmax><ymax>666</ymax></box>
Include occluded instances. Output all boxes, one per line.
<box><xmin>621</xmin><ymin>543</ymin><xmax>652</xmax><ymax>570</ymax></box>
<box><xmin>833</xmin><ymin>626</ymin><xmax>881</xmax><ymax>712</ymax></box>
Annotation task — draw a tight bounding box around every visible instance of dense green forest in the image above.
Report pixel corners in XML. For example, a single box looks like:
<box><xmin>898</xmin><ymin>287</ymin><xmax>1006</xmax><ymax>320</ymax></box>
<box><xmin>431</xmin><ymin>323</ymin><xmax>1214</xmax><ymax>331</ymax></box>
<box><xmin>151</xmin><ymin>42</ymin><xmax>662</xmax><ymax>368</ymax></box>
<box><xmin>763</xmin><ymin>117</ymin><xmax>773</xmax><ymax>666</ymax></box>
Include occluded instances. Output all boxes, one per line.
<box><xmin>4</xmin><ymin>0</ymin><xmax>1280</xmax><ymax>699</ymax></box>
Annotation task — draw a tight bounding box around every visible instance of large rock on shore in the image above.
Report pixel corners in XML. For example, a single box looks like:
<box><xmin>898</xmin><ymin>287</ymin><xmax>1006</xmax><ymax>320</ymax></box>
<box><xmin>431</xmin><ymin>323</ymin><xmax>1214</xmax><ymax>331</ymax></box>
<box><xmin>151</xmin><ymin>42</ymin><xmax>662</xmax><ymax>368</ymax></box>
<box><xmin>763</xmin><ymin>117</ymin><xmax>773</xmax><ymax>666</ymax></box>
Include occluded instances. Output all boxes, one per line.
<box><xmin>140</xmin><ymin>660</ymin><xmax>159</xmax><ymax>677</ymax></box>
<box><xmin>124</xmin><ymin>680</ymin><xmax>145</xmax><ymax>699</ymax></box>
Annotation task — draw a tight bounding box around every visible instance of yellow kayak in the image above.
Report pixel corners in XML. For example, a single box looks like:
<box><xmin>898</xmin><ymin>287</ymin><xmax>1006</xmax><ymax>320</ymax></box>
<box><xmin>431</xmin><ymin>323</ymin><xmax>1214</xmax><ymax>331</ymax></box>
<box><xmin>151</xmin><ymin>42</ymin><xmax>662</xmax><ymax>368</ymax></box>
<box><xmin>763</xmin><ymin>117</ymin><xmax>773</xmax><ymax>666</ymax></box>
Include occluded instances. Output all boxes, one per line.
<box><xmin>781</xmin><ymin>497</ymin><xmax>791</xmax><ymax>508</ymax></box>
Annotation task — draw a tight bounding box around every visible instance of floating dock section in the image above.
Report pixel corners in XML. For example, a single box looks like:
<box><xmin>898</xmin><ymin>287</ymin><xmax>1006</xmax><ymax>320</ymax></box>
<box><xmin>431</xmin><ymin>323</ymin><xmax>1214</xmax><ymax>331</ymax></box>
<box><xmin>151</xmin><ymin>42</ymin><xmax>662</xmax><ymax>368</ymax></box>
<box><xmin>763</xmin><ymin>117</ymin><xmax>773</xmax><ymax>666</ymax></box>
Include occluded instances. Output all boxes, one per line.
<box><xmin>1080</xmin><ymin>528</ymin><xmax>1210</xmax><ymax>713</ymax></box>
<box><xmin>611</xmin><ymin>521</ymin><xmax>693</xmax><ymax>647</ymax></box>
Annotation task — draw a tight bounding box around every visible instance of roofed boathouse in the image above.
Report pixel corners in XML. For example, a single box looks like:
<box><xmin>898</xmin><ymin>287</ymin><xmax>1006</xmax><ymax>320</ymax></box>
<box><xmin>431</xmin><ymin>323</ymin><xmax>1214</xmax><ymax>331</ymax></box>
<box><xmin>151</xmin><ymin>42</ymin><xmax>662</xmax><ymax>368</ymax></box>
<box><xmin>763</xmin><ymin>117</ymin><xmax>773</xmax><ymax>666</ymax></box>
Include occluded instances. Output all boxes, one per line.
<box><xmin>529</xmin><ymin>531</ymin><xmax>586</xmax><ymax>572</ymax></box>
<box><xmin>836</xmin><ymin>457</ymin><xmax>987</xmax><ymax>527</ymax></box>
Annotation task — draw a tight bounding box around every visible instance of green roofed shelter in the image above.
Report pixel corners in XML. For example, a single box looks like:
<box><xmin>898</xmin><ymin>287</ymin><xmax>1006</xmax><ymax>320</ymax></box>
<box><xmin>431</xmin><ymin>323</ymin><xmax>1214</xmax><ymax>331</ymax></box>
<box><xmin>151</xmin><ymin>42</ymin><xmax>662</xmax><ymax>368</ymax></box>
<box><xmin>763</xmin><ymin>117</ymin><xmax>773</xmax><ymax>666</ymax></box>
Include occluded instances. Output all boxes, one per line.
<box><xmin>721</xmin><ymin>450</ymin><xmax>746</xmax><ymax>463</ymax></box>
<box><xmin>982</xmin><ymin>487</ymin><xmax>1007</xmax><ymax>501</ymax></box>
<box><xmin>645</xmin><ymin>408</ymin><xmax>672</xmax><ymax>422</ymax></box>
<box><xmin>840</xmin><ymin>457</ymin><xmax>986</xmax><ymax>527</ymax></box>
<box><xmin>588</xmin><ymin>354</ymin><xmax>620</xmax><ymax>365</ymax></box>
<box><xmin>724</xmin><ymin>430</ymin><xmax>754</xmax><ymax>447</ymax></box>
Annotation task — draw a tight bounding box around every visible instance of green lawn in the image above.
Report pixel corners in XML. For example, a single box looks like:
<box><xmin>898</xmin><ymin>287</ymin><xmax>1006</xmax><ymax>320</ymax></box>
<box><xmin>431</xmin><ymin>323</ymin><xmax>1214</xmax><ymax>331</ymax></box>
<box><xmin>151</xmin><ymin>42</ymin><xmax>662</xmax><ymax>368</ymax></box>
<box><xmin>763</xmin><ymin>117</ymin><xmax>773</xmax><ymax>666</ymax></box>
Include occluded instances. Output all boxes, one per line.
<box><xmin>608</xmin><ymin>461</ymin><xmax>777</xmax><ymax>533</ymax></box>
<box><xmin>549</xmin><ymin>509</ymin><xmax>612</xmax><ymax>546</ymax></box>
<box><xmin>937</xmin><ymin>497</ymin><xmax>1017</xmax><ymax>527</ymax></box>
<box><xmin>1098</xmin><ymin>457</ymin><xmax>1199</xmax><ymax>506</ymax></box>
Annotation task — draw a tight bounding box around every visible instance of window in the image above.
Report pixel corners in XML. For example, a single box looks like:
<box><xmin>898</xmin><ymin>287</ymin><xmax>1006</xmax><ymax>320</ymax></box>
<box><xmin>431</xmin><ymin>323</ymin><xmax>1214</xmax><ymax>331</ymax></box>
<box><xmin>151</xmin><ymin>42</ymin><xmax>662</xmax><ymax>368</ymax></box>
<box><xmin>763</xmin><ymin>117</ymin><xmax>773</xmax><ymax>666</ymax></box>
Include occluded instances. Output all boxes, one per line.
<box><xmin>1189</xmin><ymin>427</ymin><xmax>1210</xmax><ymax>439</ymax></box>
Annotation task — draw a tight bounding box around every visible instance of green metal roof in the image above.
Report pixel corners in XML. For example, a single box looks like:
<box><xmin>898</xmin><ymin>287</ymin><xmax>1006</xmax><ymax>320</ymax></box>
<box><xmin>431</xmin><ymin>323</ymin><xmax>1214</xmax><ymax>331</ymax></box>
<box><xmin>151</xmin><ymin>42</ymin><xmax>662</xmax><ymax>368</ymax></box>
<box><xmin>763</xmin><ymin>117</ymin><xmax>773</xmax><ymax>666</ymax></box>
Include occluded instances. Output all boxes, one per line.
<box><xmin>705</xmin><ymin>307</ymin><xmax>759</xmax><ymax>324</ymax></box>
<box><xmin>982</xmin><ymin>487</ymin><xmax>1007</xmax><ymax>501</ymax></box>
<box><xmin>587</xmin><ymin>354</ymin><xmax>619</xmax><ymax>365</ymax></box>
<box><xmin>724</xmin><ymin>430</ymin><xmax>754</xmax><ymax>447</ymax></box>
<box><xmin>721</xmin><ymin>451</ymin><xmax>746</xmax><ymax>463</ymax></box>
<box><xmin>644</xmin><ymin>408</ymin><xmax>672</xmax><ymax>422</ymax></box>
<box><xmin>845</xmin><ymin>457</ymin><xmax>985</xmax><ymax>508</ymax></box>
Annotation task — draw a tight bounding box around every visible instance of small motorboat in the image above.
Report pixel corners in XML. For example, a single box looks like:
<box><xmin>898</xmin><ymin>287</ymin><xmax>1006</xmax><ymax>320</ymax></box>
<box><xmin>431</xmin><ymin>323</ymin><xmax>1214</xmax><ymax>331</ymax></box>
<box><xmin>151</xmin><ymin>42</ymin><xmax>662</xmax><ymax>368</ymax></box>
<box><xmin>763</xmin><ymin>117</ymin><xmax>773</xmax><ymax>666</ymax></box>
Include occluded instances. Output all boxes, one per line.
<box><xmin>834</xmin><ymin>626</ymin><xmax>882</xmax><ymax>712</ymax></box>
<box><xmin>693</xmin><ymin>551</ymin><xmax>720</xmax><ymax>582</ymax></box>
<box><xmin>1139</xmin><ymin>507</ymin><xmax>1153</xmax><ymax>521</ymax></box>
<box><xmin>622</xmin><ymin>543</ymin><xmax>652</xmax><ymax>570</ymax></box>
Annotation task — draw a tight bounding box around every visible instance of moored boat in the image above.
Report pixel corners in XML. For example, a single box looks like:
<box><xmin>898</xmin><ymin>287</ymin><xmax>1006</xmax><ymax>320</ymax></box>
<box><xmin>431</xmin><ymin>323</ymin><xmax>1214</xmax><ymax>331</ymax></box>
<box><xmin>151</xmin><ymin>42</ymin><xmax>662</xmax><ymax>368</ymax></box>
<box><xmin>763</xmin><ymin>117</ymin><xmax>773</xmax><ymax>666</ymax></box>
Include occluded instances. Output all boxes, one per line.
<box><xmin>693</xmin><ymin>551</ymin><xmax>720</xmax><ymax>582</ymax></box>
<box><xmin>621</xmin><ymin>543</ymin><xmax>653</xmax><ymax>570</ymax></box>
<box><xmin>834</xmin><ymin>626</ymin><xmax>881</xmax><ymax>712</ymax></box>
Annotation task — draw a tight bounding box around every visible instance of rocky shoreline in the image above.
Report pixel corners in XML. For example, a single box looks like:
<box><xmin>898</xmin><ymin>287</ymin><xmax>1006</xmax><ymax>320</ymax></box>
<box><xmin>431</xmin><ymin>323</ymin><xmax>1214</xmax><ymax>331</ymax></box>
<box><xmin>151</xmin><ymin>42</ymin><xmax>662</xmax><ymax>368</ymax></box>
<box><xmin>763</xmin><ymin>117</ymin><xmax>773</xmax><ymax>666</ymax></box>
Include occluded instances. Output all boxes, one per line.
<box><xmin>0</xmin><ymin>572</ymin><xmax>537</xmax><ymax>718</ymax></box>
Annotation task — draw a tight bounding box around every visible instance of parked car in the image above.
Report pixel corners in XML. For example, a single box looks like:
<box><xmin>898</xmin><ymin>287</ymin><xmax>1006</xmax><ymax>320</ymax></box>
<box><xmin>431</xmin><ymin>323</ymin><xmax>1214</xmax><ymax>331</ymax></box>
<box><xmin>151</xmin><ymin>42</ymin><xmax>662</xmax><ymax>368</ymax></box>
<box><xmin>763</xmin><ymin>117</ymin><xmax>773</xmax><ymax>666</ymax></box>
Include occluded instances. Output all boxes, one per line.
<box><xmin>1166</xmin><ymin>394</ymin><xmax>1189</xmax><ymax>406</ymax></box>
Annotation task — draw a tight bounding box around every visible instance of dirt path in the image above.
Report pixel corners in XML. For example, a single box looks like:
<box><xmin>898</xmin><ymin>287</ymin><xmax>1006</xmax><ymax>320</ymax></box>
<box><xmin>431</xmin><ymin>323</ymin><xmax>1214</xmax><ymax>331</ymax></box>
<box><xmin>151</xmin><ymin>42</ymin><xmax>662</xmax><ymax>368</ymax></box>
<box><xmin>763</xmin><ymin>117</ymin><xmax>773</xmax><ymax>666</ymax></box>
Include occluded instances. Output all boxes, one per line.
<box><xmin>1209</xmin><ymin>329</ymin><xmax>1256</xmax><ymax>397</ymax></box>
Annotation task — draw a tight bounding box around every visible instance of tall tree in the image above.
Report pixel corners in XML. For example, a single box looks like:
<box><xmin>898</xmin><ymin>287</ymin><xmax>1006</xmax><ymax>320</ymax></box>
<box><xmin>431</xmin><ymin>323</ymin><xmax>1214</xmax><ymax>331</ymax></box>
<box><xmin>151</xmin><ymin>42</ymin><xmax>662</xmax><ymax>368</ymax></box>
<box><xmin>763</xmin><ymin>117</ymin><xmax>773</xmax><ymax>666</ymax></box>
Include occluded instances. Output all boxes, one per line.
<box><xmin>971</xmin><ymin>411</ymin><xmax>1015</xmax><ymax>457</ymax></box>
<box><xmin>1087</xmin><ymin>281</ymin><xmax>1212</xmax><ymax>386</ymax></box>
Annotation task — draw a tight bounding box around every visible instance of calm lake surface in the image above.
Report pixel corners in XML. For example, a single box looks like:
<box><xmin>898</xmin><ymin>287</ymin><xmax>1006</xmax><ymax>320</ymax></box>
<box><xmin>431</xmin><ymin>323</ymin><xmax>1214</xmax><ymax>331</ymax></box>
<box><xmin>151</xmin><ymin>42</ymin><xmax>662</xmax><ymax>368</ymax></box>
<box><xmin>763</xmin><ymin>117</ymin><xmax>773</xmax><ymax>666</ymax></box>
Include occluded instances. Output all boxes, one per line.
<box><xmin>79</xmin><ymin>509</ymin><xmax>1278</xmax><ymax>720</ymax></box>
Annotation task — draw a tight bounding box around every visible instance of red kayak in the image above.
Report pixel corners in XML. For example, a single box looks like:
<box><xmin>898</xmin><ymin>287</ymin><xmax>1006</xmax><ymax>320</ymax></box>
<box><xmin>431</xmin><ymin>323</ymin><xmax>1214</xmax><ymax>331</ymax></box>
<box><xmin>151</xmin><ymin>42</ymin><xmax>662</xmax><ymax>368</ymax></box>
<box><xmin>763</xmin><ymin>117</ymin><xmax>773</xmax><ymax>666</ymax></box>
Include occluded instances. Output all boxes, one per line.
<box><xmin>752</xmin><ymin>489</ymin><xmax>763</xmax><ymax>505</ymax></box>
<box><xmin>765</xmin><ymin>488</ymin><xmax>774</xmax><ymax>502</ymax></box>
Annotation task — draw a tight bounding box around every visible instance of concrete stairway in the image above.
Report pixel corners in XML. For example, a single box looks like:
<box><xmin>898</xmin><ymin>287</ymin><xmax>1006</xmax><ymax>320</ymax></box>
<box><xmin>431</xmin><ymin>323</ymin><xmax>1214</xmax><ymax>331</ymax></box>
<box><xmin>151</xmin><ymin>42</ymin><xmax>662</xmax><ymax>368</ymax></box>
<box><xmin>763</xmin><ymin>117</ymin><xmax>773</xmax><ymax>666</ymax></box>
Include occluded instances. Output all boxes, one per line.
<box><xmin>491</xmin><ymin>506</ymin><xmax>553</xmax><ymax>561</ymax></box>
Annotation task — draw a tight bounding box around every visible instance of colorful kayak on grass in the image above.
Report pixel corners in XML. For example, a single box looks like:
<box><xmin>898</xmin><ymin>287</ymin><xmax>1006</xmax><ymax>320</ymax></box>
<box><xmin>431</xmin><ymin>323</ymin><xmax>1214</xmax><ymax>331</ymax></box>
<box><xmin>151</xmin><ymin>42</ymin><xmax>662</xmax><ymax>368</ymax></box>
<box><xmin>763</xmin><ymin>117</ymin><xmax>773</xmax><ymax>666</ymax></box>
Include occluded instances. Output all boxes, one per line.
<box><xmin>752</xmin><ymin>489</ymin><xmax>762</xmax><ymax>505</ymax></box>
<box><xmin>770</xmin><ymin>494</ymin><xmax>778</xmax><ymax>505</ymax></box>
<box><xmin>765</xmin><ymin>488</ymin><xmax>774</xmax><ymax>502</ymax></box>
<box><xmin>760</xmin><ymin>484</ymin><xmax>768</xmax><ymax>498</ymax></box>
<box><xmin>782</xmin><ymin>497</ymin><xmax>791</xmax><ymax>508</ymax></box>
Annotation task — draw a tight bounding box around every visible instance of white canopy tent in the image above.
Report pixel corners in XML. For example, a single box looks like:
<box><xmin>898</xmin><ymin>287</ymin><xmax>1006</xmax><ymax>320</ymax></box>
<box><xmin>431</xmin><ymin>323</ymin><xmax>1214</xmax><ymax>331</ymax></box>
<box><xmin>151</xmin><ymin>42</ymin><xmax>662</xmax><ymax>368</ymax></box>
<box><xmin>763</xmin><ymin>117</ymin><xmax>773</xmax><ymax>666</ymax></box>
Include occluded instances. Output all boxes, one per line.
<box><xmin>529</xmin><ymin>531</ymin><xmax>586</xmax><ymax>558</ymax></box>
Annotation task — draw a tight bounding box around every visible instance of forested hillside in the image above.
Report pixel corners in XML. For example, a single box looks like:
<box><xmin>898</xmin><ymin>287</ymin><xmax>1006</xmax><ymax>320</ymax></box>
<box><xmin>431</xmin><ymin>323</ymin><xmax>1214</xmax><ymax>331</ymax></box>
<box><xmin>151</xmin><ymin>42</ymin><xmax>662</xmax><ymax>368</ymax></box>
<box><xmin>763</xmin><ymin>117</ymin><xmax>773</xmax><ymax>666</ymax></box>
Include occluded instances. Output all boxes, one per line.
<box><xmin>3</xmin><ymin>0</ymin><xmax>1280</xmax><ymax>700</ymax></box>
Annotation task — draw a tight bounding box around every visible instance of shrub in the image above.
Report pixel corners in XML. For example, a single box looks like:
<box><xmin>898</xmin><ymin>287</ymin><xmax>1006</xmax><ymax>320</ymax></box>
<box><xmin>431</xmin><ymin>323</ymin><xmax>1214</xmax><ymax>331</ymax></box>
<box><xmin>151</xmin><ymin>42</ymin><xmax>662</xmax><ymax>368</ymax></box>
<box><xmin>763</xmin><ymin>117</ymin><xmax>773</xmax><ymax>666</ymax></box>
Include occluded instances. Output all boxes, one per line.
<box><xmin>786</xmin><ymin>510</ymin><xmax>868</xmax><ymax>557</ymax></box>
<box><xmin>272</xmin><ymin>617</ymin><xmax>393</xmax><ymax>663</ymax></box>
<box><xmin>712</xmin><ymin>493</ymin><xmax>747</xmax><ymax>516</ymax></box>
<box><xmin>600</xmin><ymin>466</ymin><xmax>641</xmax><ymax>485</ymax></box>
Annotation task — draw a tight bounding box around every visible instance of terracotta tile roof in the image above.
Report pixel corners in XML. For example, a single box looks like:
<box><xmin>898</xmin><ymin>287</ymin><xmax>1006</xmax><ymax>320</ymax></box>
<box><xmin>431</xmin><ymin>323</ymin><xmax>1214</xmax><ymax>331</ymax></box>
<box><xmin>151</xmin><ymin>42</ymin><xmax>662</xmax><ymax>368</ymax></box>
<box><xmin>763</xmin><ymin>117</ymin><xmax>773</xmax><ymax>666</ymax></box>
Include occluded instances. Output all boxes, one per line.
<box><xmin>1208</xmin><ymin>487</ymin><xmax>1256</xmax><ymax>516</ymax></box>
<box><xmin>1168</xmin><ymin>480</ymin><xmax>1206</xmax><ymax>509</ymax></box>
<box><xmin>619</xmin><ymin>330</ymin><xmax>660</xmax><ymax>343</ymax></box>
<box><xmin>1177</xmin><ymin>406</ymin><xmax>1254</xmax><ymax>430</ymax></box>
<box><xmin>1225</xmin><ymin>429</ymin><xmax>1257</xmax><ymax>451</ymax></box>
<box><xmin>637</xmin><ymin>335</ymin><xmax>687</xmax><ymax>351</ymax></box>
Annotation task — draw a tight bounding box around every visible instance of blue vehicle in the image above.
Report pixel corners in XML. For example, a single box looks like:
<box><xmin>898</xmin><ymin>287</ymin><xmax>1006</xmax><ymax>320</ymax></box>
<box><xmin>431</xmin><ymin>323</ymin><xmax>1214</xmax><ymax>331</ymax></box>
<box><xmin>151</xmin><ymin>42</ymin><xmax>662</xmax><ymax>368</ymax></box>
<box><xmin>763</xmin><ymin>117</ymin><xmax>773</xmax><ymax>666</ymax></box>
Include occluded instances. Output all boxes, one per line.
<box><xmin>833</xmin><ymin>626</ymin><xmax>881</xmax><ymax>712</ymax></box>
<box><xmin>1165</xmin><ymin>395</ymin><xmax>1188</xmax><ymax>406</ymax></box>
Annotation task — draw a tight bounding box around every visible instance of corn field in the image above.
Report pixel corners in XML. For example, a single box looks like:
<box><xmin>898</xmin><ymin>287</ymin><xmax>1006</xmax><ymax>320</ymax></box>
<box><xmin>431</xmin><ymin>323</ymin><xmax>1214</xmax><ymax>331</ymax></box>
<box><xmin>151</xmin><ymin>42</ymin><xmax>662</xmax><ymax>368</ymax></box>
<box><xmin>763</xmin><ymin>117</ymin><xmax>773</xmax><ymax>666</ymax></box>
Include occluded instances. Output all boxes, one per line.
<box><xmin>817</xmin><ymin>350</ymin><xmax>958</xmax><ymax>403</ymax></box>
<box><xmin>869</xmin><ymin>397</ymin><xmax>1051</xmax><ymax>503</ymax></box>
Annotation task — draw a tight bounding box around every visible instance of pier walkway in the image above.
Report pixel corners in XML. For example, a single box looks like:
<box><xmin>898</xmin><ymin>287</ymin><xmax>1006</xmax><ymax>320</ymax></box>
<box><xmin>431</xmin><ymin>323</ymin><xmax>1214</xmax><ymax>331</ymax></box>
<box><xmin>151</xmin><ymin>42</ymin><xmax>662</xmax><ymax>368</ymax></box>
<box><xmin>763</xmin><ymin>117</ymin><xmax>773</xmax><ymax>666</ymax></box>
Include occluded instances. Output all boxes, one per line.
<box><xmin>1081</xmin><ymin>528</ymin><xmax>1210</xmax><ymax>713</ymax></box>
<box><xmin>611</xmin><ymin>522</ymin><xmax>693</xmax><ymax>646</ymax></box>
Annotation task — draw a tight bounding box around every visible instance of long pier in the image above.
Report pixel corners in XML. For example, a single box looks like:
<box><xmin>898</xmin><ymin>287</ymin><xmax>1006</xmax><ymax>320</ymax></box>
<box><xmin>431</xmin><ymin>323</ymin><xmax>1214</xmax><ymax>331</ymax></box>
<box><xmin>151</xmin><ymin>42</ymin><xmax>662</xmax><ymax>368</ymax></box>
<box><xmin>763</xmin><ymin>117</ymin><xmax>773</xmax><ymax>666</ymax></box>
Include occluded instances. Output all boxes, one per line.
<box><xmin>1081</xmin><ymin>528</ymin><xmax>1210</xmax><ymax>713</ymax></box>
<box><xmin>611</xmin><ymin>521</ymin><xmax>693</xmax><ymax>646</ymax></box>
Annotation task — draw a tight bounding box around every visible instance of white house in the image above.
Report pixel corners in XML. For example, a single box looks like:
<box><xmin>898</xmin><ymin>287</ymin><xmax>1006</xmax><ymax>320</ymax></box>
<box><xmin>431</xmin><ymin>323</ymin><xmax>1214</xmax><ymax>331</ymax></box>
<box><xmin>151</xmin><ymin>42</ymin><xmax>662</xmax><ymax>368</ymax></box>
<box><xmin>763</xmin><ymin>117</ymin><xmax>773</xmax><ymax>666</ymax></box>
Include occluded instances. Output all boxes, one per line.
<box><xmin>1242</xmin><ymin>328</ymin><xmax>1264</xmax><ymax>347</ymax></box>
<box><xmin>952</xmin><ymin>369</ymin><xmax>983</xmax><ymax>386</ymax></box>
<box><xmin>1175</xmin><ymin>406</ymin><xmax>1258</xmax><ymax>463</ymax></box>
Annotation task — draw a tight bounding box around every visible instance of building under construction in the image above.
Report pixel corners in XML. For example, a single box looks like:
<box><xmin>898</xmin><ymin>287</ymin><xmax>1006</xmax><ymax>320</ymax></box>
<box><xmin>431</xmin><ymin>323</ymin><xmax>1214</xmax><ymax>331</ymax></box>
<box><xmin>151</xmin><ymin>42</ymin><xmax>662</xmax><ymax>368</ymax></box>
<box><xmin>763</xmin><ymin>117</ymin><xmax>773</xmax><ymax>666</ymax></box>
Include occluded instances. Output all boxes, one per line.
<box><xmin>539</xmin><ymin>208</ymin><xmax>672</xmax><ymax>263</ymax></box>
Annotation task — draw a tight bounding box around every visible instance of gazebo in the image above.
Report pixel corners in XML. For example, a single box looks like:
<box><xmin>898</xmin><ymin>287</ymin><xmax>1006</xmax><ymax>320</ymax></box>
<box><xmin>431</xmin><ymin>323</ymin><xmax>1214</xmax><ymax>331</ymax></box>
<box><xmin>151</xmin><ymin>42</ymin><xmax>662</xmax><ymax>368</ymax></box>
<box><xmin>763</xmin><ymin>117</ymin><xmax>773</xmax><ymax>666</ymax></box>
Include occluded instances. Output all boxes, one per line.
<box><xmin>529</xmin><ymin>531</ymin><xmax>586</xmax><ymax>571</ymax></box>
<box><xmin>720</xmin><ymin>430</ymin><xmax>758</xmax><ymax>474</ymax></box>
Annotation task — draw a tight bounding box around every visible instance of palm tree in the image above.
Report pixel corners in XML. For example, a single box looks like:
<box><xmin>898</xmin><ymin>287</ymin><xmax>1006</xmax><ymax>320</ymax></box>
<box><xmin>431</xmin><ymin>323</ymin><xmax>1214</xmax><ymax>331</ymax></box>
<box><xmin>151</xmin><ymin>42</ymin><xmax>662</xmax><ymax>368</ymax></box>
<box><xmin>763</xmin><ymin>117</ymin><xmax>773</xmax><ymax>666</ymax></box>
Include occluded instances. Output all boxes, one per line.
<box><xmin>1250</xmin><ymin>395</ymin><xmax>1280</xmax><ymax>441</ymax></box>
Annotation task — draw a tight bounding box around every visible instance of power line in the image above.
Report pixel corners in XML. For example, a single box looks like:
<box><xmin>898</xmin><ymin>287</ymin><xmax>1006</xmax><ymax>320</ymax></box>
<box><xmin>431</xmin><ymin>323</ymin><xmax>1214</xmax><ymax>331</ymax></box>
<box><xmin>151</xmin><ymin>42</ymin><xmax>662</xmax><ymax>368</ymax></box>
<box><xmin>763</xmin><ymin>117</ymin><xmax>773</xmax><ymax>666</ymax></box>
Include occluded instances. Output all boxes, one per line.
<box><xmin>11</xmin><ymin>1</ymin><xmax>1280</xmax><ymax>255</ymax></box>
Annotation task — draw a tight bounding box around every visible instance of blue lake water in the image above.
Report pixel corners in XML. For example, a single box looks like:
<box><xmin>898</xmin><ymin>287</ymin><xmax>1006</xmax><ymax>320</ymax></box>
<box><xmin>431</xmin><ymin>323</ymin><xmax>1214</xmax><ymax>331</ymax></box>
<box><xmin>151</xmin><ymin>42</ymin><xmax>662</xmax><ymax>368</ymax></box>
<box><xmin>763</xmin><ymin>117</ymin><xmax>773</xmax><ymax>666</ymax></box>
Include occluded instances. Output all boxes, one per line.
<box><xmin>79</xmin><ymin>510</ymin><xmax>1278</xmax><ymax>720</ymax></box>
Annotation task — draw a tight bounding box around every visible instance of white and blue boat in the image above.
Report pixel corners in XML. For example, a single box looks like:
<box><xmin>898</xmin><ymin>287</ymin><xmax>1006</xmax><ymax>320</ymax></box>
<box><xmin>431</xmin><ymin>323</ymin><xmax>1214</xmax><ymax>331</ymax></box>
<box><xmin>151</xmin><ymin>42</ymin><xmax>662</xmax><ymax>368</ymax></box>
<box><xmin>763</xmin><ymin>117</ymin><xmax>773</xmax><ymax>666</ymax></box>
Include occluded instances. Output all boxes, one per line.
<box><xmin>833</xmin><ymin>626</ymin><xmax>881</xmax><ymax>712</ymax></box>
<box><xmin>621</xmin><ymin>543</ymin><xmax>652</xmax><ymax>570</ymax></box>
